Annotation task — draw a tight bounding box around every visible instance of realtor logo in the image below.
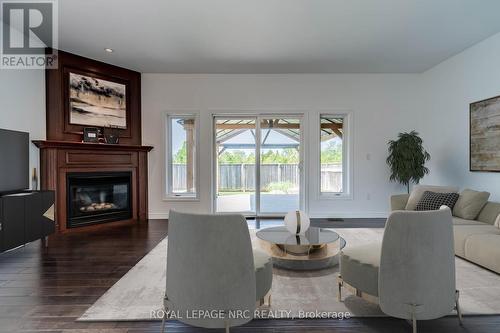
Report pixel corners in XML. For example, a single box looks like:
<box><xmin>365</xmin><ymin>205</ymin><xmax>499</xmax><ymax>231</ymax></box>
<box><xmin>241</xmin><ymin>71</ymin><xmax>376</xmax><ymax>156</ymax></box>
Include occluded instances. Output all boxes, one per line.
<box><xmin>1</xmin><ymin>0</ymin><xmax>58</xmax><ymax>69</ymax></box>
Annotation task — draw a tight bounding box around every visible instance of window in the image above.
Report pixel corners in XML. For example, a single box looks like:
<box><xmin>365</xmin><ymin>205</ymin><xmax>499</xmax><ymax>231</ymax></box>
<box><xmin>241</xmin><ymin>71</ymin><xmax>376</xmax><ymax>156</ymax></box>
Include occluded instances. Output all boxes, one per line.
<box><xmin>166</xmin><ymin>114</ymin><xmax>198</xmax><ymax>199</ymax></box>
<box><xmin>320</xmin><ymin>114</ymin><xmax>348</xmax><ymax>196</ymax></box>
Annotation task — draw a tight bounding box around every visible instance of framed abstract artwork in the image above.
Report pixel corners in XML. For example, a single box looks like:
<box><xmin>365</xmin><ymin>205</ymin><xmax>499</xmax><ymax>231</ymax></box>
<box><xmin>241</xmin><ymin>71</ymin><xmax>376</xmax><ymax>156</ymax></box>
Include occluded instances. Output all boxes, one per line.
<box><xmin>470</xmin><ymin>95</ymin><xmax>500</xmax><ymax>172</ymax></box>
<box><xmin>69</xmin><ymin>72</ymin><xmax>127</xmax><ymax>129</ymax></box>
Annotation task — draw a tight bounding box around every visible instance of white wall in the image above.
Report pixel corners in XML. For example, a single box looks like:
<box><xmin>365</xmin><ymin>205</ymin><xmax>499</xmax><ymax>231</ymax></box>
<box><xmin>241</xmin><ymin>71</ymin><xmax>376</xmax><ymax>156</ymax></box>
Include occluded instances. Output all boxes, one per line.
<box><xmin>142</xmin><ymin>74</ymin><xmax>422</xmax><ymax>218</ymax></box>
<box><xmin>1</xmin><ymin>32</ymin><xmax>496</xmax><ymax>217</ymax></box>
<box><xmin>0</xmin><ymin>70</ymin><xmax>46</xmax><ymax>189</ymax></box>
<box><xmin>1</xmin><ymin>32</ymin><xmax>496</xmax><ymax>218</ymax></box>
<box><xmin>143</xmin><ymin>31</ymin><xmax>500</xmax><ymax>218</ymax></box>
<box><xmin>420</xmin><ymin>32</ymin><xmax>500</xmax><ymax>201</ymax></box>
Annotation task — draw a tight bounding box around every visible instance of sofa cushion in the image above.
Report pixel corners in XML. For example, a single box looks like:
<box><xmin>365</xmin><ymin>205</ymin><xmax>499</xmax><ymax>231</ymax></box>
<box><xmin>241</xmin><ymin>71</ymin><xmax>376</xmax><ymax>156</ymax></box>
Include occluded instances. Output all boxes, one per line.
<box><xmin>415</xmin><ymin>191</ymin><xmax>459</xmax><ymax>211</ymax></box>
<box><xmin>452</xmin><ymin>217</ymin><xmax>489</xmax><ymax>226</ymax></box>
<box><xmin>453</xmin><ymin>225</ymin><xmax>500</xmax><ymax>257</ymax></box>
<box><xmin>477</xmin><ymin>202</ymin><xmax>500</xmax><ymax>225</ymax></box>
<box><xmin>391</xmin><ymin>194</ymin><xmax>410</xmax><ymax>211</ymax></box>
<box><xmin>405</xmin><ymin>185</ymin><xmax>459</xmax><ymax>211</ymax></box>
<box><xmin>464</xmin><ymin>234</ymin><xmax>500</xmax><ymax>274</ymax></box>
<box><xmin>340</xmin><ymin>243</ymin><xmax>381</xmax><ymax>296</ymax></box>
<box><xmin>453</xmin><ymin>189</ymin><xmax>490</xmax><ymax>220</ymax></box>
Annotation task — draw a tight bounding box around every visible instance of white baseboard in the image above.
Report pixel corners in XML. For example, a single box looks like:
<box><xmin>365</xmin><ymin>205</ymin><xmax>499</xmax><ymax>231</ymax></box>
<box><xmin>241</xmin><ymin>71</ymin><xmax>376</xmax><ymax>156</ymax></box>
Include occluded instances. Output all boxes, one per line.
<box><xmin>147</xmin><ymin>211</ymin><xmax>389</xmax><ymax>220</ymax></box>
<box><xmin>307</xmin><ymin>212</ymin><xmax>388</xmax><ymax>219</ymax></box>
<box><xmin>148</xmin><ymin>213</ymin><xmax>171</xmax><ymax>219</ymax></box>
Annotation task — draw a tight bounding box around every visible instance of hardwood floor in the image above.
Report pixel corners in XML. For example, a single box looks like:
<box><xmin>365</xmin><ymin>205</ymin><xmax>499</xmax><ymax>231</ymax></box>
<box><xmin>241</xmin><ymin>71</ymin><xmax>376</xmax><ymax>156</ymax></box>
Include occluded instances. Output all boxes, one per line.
<box><xmin>0</xmin><ymin>219</ymin><xmax>498</xmax><ymax>332</ymax></box>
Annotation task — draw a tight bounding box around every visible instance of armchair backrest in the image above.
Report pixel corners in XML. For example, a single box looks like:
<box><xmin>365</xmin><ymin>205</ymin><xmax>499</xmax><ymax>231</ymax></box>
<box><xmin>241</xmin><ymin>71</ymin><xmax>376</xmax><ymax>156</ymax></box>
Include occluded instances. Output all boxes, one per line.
<box><xmin>379</xmin><ymin>208</ymin><xmax>455</xmax><ymax>320</ymax></box>
<box><xmin>166</xmin><ymin>210</ymin><xmax>256</xmax><ymax>328</ymax></box>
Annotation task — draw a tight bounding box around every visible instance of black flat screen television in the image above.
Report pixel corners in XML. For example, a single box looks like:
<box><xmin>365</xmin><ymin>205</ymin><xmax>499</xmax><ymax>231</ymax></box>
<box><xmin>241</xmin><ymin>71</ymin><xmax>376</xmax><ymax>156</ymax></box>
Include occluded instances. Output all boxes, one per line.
<box><xmin>0</xmin><ymin>128</ymin><xmax>29</xmax><ymax>193</ymax></box>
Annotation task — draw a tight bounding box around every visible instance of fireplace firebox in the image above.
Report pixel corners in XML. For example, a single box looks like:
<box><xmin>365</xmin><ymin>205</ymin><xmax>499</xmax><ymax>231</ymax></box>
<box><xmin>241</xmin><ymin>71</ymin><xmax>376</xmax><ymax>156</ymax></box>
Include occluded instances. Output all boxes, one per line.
<box><xmin>67</xmin><ymin>172</ymin><xmax>132</xmax><ymax>228</ymax></box>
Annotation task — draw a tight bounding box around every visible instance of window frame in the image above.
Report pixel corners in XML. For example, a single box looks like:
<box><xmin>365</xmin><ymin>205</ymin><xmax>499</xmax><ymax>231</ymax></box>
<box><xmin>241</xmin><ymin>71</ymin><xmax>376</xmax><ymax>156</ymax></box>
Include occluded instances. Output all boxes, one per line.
<box><xmin>164</xmin><ymin>112</ymin><xmax>200</xmax><ymax>201</ymax></box>
<box><xmin>318</xmin><ymin>113</ymin><xmax>352</xmax><ymax>200</ymax></box>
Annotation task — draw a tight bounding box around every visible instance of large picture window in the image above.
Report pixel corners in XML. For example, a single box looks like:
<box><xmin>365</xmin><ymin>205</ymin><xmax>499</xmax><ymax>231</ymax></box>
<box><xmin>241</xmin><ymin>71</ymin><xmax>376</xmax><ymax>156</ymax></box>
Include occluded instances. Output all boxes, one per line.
<box><xmin>166</xmin><ymin>114</ymin><xmax>198</xmax><ymax>199</ymax></box>
<box><xmin>320</xmin><ymin>114</ymin><xmax>348</xmax><ymax>196</ymax></box>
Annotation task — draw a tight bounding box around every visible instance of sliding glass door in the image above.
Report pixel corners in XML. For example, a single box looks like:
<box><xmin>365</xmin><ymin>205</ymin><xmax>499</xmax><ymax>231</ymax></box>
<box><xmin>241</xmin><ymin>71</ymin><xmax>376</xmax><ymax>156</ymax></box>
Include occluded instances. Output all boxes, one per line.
<box><xmin>215</xmin><ymin>117</ymin><xmax>257</xmax><ymax>214</ymax></box>
<box><xmin>214</xmin><ymin>115</ymin><xmax>303</xmax><ymax>216</ymax></box>
<box><xmin>259</xmin><ymin>117</ymin><xmax>302</xmax><ymax>214</ymax></box>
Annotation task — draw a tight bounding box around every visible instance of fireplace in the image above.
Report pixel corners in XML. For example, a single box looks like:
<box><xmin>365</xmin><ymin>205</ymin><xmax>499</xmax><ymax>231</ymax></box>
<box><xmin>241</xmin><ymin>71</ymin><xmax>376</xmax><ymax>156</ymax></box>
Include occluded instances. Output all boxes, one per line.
<box><xmin>67</xmin><ymin>172</ymin><xmax>132</xmax><ymax>228</ymax></box>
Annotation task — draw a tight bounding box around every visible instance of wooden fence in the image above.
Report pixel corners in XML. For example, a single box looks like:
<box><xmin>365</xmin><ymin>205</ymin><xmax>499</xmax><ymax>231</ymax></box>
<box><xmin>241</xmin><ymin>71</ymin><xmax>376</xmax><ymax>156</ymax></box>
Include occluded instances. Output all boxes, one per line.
<box><xmin>173</xmin><ymin>163</ymin><xmax>342</xmax><ymax>192</ymax></box>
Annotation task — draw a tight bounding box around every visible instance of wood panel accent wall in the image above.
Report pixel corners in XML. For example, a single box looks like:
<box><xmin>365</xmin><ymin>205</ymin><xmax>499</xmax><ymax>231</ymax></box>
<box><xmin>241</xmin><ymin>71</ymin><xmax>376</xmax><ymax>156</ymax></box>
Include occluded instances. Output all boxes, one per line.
<box><xmin>38</xmin><ymin>51</ymin><xmax>153</xmax><ymax>232</ymax></box>
<box><xmin>45</xmin><ymin>50</ymin><xmax>142</xmax><ymax>145</ymax></box>
<box><xmin>33</xmin><ymin>141</ymin><xmax>153</xmax><ymax>233</ymax></box>
<box><xmin>40</xmin><ymin>51</ymin><xmax>151</xmax><ymax>233</ymax></box>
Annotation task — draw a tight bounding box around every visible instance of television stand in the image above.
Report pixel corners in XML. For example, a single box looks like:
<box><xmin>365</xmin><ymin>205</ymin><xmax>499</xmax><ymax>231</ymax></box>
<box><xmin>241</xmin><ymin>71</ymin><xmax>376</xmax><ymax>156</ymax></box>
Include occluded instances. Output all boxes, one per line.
<box><xmin>0</xmin><ymin>190</ymin><xmax>55</xmax><ymax>253</ymax></box>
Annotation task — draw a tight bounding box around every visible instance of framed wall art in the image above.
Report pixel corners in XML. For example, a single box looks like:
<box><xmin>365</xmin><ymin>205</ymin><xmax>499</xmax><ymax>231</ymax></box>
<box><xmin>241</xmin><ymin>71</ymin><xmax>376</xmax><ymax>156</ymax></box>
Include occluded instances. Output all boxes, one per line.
<box><xmin>69</xmin><ymin>73</ymin><xmax>127</xmax><ymax>129</ymax></box>
<box><xmin>470</xmin><ymin>94</ymin><xmax>500</xmax><ymax>172</ymax></box>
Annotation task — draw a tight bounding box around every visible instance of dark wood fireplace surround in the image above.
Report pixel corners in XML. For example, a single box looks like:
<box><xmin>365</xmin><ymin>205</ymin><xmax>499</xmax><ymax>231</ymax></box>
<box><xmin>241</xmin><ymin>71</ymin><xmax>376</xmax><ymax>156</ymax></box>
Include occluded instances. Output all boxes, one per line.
<box><xmin>34</xmin><ymin>51</ymin><xmax>153</xmax><ymax>233</ymax></box>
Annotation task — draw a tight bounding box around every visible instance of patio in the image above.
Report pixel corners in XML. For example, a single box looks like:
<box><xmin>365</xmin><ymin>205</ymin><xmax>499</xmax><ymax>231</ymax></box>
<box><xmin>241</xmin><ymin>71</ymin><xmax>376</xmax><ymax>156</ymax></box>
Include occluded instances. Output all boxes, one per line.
<box><xmin>216</xmin><ymin>193</ymin><xmax>300</xmax><ymax>213</ymax></box>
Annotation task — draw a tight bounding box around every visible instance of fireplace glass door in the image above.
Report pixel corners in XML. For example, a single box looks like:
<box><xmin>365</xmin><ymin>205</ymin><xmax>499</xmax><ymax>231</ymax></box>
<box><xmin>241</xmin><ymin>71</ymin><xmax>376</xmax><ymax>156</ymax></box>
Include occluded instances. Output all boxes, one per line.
<box><xmin>67</xmin><ymin>172</ymin><xmax>132</xmax><ymax>228</ymax></box>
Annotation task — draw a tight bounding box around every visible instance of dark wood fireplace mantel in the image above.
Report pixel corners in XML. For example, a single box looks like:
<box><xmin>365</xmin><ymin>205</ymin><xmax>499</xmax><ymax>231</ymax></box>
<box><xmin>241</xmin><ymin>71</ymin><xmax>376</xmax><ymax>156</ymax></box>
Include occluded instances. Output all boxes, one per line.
<box><xmin>33</xmin><ymin>140</ymin><xmax>153</xmax><ymax>233</ymax></box>
<box><xmin>33</xmin><ymin>140</ymin><xmax>153</xmax><ymax>152</ymax></box>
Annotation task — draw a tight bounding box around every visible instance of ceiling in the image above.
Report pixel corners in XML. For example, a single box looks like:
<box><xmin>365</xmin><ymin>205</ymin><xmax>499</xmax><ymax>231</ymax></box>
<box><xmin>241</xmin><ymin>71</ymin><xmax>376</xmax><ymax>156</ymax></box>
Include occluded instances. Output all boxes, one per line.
<box><xmin>57</xmin><ymin>0</ymin><xmax>500</xmax><ymax>73</ymax></box>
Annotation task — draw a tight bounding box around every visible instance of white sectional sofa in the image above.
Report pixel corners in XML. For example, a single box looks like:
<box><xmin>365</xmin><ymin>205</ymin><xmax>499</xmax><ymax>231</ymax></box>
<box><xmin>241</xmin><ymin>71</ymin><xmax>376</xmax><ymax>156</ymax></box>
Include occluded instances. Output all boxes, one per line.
<box><xmin>391</xmin><ymin>186</ymin><xmax>500</xmax><ymax>274</ymax></box>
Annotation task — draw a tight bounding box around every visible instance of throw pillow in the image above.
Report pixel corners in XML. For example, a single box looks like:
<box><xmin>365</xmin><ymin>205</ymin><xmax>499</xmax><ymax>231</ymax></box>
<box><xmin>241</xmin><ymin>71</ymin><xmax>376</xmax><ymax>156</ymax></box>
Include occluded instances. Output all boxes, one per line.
<box><xmin>453</xmin><ymin>189</ymin><xmax>490</xmax><ymax>220</ymax></box>
<box><xmin>415</xmin><ymin>191</ymin><xmax>460</xmax><ymax>211</ymax></box>
<box><xmin>405</xmin><ymin>185</ymin><xmax>459</xmax><ymax>210</ymax></box>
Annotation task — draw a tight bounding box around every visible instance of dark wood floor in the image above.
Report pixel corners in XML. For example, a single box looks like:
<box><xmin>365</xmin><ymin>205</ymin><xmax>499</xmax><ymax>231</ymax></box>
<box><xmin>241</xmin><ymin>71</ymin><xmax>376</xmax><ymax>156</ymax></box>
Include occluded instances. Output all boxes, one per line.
<box><xmin>0</xmin><ymin>219</ymin><xmax>498</xmax><ymax>332</ymax></box>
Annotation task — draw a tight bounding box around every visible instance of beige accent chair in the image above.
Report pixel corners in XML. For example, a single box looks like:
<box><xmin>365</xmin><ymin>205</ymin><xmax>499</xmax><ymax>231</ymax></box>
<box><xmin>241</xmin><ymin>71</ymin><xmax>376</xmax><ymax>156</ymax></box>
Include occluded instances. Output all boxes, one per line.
<box><xmin>163</xmin><ymin>211</ymin><xmax>273</xmax><ymax>333</ymax></box>
<box><xmin>338</xmin><ymin>208</ymin><xmax>462</xmax><ymax>333</ymax></box>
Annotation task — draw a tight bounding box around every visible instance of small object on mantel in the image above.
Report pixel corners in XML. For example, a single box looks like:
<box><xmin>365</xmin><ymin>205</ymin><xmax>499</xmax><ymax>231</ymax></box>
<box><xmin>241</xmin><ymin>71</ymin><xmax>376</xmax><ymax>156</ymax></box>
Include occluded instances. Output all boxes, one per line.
<box><xmin>83</xmin><ymin>127</ymin><xmax>100</xmax><ymax>143</ymax></box>
<box><xmin>104</xmin><ymin>134</ymin><xmax>119</xmax><ymax>144</ymax></box>
<box><xmin>104</xmin><ymin>126</ymin><xmax>120</xmax><ymax>144</ymax></box>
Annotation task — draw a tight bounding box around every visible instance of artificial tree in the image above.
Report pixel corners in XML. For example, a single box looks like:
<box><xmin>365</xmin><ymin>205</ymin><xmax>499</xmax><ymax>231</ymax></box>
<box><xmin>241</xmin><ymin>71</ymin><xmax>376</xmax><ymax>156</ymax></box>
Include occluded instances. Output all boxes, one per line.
<box><xmin>386</xmin><ymin>131</ymin><xmax>431</xmax><ymax>193</ymax></box>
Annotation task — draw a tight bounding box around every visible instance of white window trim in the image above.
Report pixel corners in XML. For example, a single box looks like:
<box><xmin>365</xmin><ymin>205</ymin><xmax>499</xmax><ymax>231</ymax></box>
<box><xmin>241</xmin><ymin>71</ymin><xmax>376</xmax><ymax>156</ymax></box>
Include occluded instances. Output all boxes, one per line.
<box><xmin>164</xmin><ymin>112</ymin><xmax>200</xmax><ymax>201</ymax></box>
<box><xmin>318</xmin><ymin>112</ymin><xmax>353</xmax><ymax>200</ymax></box>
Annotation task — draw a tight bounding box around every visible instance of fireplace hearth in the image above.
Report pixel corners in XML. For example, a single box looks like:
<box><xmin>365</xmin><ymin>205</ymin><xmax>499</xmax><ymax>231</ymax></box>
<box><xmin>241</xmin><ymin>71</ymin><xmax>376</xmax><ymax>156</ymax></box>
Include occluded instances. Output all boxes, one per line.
<box><xmin>67</xmin><ymin>172</ymin><xmax>132</xmax><ymax>228</ymax></box>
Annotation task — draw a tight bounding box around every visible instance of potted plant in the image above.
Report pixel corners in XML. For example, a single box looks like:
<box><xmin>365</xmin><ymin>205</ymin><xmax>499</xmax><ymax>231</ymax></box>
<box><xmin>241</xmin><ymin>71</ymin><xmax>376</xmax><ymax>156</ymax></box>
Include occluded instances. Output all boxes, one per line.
<box><xmin>386</xmin><ymin>131</ymin><xmax>430</xmax><ymax>193</ymax></box>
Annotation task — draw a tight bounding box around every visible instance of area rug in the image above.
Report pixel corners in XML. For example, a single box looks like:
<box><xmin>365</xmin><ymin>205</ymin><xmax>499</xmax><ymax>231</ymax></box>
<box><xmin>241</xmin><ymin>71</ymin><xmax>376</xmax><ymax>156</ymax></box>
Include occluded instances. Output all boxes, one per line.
<box><xmin>78</xmin><ymin>228</ymin><xmax>500</xmax><ymax>321</ymax></box>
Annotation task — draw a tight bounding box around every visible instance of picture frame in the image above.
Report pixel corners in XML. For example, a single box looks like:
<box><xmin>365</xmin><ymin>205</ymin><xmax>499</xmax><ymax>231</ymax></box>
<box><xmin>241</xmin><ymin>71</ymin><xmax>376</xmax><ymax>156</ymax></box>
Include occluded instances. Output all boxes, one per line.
<box><xmin>69</xmin><ymin>72</ymin><xmax>127</xmax><ymax>129</ymax></box>
<box><xmin>83</xmin><ymin>127</ymin><xmax>100</xmax><ymax>143</ymax></box>
<box><xmin>470</xmin><ymin>94</ymin><xmax>500</xmax><ymax>172</ymax></box>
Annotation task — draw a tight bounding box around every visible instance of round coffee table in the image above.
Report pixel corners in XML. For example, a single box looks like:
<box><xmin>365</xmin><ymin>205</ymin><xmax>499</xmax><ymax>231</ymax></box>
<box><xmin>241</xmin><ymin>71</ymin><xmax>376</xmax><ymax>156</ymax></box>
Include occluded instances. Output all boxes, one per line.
<box><xmin>256</xmin><ymin>226</ymin><xmax>346</xmax><ymax>270</ymax></box>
